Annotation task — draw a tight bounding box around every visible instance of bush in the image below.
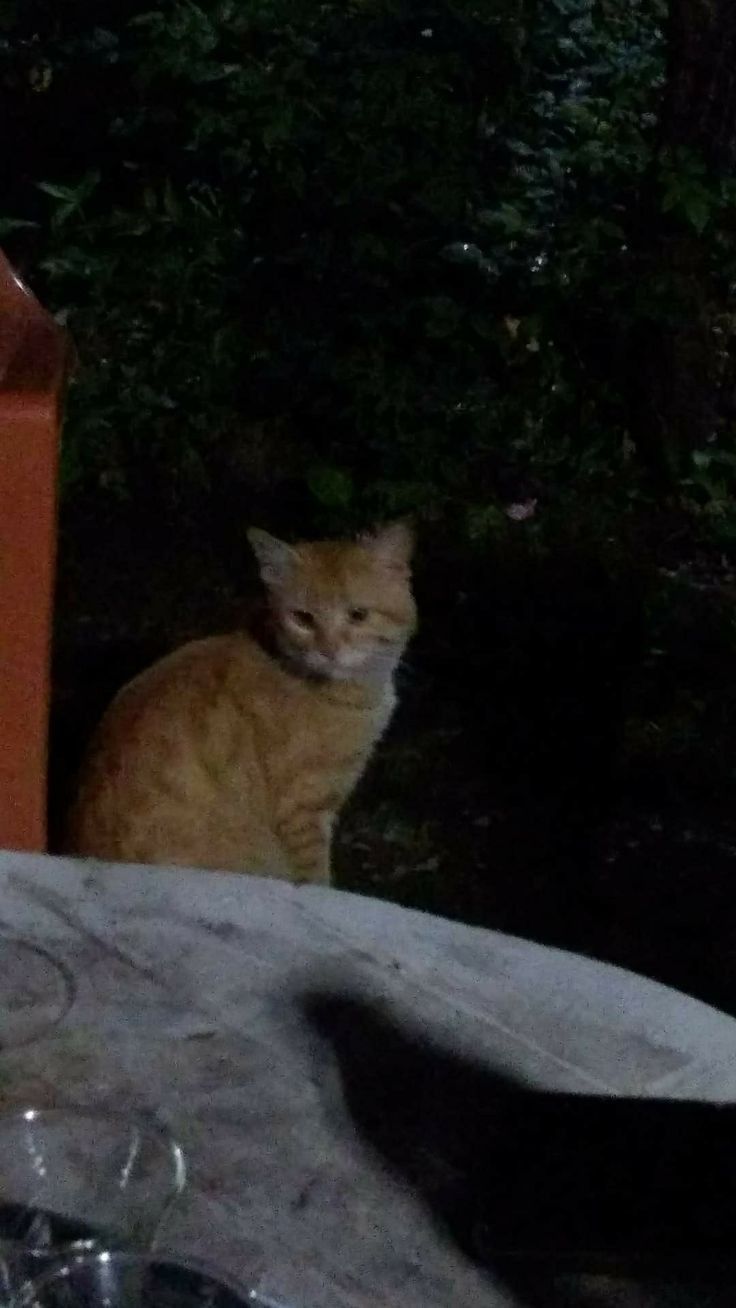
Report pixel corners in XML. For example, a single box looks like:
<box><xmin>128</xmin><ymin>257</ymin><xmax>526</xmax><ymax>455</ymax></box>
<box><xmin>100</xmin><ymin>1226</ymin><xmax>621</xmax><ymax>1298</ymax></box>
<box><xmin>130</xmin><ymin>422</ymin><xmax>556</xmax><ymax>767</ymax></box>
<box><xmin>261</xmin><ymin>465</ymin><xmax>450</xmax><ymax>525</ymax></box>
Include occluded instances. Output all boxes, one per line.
<box><xmin>6</xmin><ymin>0</ymin><xmax>734</xmax><ymax>544</ymax></box>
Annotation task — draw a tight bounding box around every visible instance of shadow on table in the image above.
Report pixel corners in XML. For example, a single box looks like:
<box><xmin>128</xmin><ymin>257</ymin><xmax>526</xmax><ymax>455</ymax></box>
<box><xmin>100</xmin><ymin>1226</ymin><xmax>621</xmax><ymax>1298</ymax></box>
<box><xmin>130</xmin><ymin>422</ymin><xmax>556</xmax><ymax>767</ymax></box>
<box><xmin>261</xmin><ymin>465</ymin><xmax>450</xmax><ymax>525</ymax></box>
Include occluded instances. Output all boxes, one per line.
<box><xmin>302</xmin><ymin>990</ymin><xmax>736</xmax><ymax>1308</ymax></box>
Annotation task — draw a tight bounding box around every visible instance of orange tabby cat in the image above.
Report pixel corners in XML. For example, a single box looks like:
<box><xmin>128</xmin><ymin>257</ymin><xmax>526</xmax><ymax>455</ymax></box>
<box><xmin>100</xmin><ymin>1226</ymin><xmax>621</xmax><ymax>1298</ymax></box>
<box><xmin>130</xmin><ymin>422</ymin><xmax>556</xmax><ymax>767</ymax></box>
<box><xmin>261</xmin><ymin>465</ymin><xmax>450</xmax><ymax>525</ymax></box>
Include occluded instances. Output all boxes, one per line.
<box><xmin>64</xmin><ymin>523</ymin><xmax>416</xmax><ymax>882</ymax></box>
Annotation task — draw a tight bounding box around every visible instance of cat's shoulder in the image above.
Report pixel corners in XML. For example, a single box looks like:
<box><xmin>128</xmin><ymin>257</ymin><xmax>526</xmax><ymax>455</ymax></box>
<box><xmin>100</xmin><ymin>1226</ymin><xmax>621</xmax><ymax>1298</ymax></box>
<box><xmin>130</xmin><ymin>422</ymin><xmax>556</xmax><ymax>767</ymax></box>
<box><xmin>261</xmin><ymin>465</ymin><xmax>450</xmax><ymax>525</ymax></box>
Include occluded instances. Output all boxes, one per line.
<box><xmin>116</xmin><ymin>631</ymin><xmax>271</xmax><ymax>703</ymax></box>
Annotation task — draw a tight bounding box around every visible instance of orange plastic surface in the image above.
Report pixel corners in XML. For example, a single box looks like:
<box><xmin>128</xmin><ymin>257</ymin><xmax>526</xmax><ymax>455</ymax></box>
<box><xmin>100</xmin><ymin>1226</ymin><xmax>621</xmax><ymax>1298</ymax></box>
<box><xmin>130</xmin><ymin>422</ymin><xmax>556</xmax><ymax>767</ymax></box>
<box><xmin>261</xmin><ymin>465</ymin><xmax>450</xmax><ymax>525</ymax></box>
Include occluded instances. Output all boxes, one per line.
<box><xmin>0</xmin><ymin>250</ymin><xmax>70</xmax><ymax>851</ymax></box>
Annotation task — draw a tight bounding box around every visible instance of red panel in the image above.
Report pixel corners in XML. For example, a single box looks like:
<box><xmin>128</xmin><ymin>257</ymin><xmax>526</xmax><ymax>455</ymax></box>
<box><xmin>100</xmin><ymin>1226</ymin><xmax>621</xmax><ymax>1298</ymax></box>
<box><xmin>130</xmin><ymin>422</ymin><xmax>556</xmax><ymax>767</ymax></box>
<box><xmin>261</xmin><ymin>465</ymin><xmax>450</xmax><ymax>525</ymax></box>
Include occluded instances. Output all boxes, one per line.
<box><xmin>0</xmin><ymin>252</ymin><xmax>70</xmax><ymax>851</ymax></box>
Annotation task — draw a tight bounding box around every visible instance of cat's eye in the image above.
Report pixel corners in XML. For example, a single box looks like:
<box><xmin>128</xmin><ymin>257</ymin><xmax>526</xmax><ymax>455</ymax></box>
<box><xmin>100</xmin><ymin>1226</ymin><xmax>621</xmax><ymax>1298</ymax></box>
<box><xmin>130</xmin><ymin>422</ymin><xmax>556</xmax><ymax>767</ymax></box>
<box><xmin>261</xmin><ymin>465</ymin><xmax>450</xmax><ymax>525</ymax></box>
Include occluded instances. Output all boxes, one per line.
<box><xmin>291</xmin><ymin>609</ymin><xmax>315</xmax><ymax>628</ymax></box>
<box><xmin>349</xmin><ymin>607</ymin><xmax>368</xmax><ymax>623</ymax></box>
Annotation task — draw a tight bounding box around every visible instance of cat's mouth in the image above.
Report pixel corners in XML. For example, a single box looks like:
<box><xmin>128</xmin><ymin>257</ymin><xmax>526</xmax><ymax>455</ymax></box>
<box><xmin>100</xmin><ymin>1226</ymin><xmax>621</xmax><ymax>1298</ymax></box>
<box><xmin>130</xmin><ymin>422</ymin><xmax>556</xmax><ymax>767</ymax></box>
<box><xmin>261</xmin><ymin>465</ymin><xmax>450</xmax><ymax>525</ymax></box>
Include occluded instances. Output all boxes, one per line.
<box><xmin>276</xmin><ymin>634</ymin><xmax>390</xmax><ymax>683</ymax></box>
<box><xmin>299</xmin><ymin>648</ymin><xmax>377</xmax><ymax>682</ymax></box>
<box><xmin>306</xmin><ymin>652</ymin><xmax>363</xmax><ymax>680</ymax></box>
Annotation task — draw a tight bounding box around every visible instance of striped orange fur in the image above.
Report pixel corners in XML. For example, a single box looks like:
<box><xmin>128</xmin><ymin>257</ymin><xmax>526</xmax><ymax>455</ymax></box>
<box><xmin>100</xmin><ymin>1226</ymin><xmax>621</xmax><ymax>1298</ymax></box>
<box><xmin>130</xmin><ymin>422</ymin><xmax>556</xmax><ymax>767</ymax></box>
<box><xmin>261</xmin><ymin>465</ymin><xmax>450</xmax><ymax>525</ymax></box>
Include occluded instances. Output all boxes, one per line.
<box><xmin>64</xmin><ymin>523</ymin><xmax>416</xmax><ymax>882</ymax></box>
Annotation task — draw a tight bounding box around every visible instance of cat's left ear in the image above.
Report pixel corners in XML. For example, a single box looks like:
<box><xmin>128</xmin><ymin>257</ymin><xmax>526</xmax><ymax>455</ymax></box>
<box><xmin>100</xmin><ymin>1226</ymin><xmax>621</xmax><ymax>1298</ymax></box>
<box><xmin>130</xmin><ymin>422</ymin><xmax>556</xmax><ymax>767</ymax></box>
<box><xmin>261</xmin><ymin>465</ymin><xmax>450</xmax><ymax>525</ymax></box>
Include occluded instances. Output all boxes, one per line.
<box><xmin>360</xmin><ymin>521</ymin><xmax>414</xmax><ymax>573</ymax></box>
<box><xmin>248</xmin><ymin>528</ymin><xmax>297</xmax><ymax>588</ymax></box>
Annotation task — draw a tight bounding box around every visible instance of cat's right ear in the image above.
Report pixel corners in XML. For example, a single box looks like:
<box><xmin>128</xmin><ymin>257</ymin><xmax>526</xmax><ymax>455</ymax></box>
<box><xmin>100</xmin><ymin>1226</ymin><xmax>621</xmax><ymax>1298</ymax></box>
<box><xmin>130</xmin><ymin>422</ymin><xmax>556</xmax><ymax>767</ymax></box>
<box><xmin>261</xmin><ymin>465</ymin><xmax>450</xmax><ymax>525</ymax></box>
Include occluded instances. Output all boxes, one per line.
<box><xmin>248</xmin><ymin>528</ymin><xmax>297</xmax><ymax>588</ymax></box>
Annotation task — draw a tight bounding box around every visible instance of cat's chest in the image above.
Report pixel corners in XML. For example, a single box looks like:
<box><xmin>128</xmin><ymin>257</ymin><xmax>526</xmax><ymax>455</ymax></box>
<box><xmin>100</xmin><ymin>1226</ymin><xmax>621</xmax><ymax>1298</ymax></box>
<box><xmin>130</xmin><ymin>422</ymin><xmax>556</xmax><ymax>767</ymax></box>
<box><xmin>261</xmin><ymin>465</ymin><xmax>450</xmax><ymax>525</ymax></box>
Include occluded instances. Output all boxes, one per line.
<box><xmin>287</xmin><ymin>680</ymin><xmax>396</xmax><ymax>769</ymax></box>
<box><xmin>372</xmin><ymin>683</ymin><xmax>397</xmax><ymax>737</ymax></box>
<box><xmin>327</xmin><ymin>682</ymin><xmax>395</xmax><ymax>740</ymax></box>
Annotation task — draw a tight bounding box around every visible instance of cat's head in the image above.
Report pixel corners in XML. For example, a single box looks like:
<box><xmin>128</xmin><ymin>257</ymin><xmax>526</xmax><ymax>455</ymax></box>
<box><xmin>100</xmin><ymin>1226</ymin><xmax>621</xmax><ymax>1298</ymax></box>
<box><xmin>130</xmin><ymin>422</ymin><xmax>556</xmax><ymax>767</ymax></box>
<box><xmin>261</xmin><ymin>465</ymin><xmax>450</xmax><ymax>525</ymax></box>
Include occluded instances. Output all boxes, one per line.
<box><xmin>248</xmin><ymin>522</ymin><xmax>416</xmax><ymax>682</ymax></box>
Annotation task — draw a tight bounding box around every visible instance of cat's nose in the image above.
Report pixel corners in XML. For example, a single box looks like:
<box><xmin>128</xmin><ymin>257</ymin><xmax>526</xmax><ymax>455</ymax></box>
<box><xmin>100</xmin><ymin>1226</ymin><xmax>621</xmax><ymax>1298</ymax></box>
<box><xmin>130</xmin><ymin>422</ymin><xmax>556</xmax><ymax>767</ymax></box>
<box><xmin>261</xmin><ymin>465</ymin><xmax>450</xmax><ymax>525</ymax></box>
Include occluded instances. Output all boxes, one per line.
<box><xmin>316</xmin><ymin>628</ymin><xmax>342</xmax><ymax>660</ymax></box>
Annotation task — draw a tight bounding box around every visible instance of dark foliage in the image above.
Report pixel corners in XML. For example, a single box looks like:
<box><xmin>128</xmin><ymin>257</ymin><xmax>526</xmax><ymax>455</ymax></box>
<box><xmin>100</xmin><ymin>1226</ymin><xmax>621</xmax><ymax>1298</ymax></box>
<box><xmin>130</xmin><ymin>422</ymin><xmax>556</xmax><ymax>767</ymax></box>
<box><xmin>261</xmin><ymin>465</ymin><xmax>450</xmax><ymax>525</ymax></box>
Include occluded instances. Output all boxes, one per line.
<box><xmin>7</xmin><ymin>0</ymin><xmax>736</xmax><ymax>540</ymax></box>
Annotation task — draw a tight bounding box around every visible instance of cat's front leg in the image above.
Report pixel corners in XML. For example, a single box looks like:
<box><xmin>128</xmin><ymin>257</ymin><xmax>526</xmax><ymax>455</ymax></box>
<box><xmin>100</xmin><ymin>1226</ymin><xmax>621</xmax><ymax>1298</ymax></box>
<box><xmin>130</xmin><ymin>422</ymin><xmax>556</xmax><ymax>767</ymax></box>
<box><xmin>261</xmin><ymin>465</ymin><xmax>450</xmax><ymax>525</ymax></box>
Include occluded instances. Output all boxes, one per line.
<box><xmin>278</xmin><ymin>807</ymin><xmax>334</xmax><ymax>885</ymax></box>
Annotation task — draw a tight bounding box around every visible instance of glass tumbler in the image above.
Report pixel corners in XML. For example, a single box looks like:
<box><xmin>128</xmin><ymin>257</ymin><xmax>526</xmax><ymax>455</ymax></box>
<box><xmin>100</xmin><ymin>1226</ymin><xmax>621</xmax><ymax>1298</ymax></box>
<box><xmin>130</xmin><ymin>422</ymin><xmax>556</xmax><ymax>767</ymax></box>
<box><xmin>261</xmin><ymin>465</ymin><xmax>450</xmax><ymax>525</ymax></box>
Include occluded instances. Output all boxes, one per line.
<box><xmin>0</xmin><ymin>1109</ymin><xmax>185</xmax><ymax>1297</ymax></box>
<box><xmin>16</xmin><ymin>1252</ymin><xmax>297</xmax><ymax>1308</ymax></box>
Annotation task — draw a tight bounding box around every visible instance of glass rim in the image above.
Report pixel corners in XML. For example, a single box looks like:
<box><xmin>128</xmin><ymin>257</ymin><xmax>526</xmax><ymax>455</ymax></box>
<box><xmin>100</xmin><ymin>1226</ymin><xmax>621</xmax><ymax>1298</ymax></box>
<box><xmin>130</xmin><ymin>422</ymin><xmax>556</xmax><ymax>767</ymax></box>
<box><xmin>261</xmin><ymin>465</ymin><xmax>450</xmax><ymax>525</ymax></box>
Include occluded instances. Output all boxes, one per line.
<box><xmin>0</xmin><ymin>1105</ymin><xmax>187</xmax><ymax>1196</ymax></box>
<box><xmin>15</xmin><ymin>1249</ymin><xmax>255</xmax><ymax>1305</ymax></box>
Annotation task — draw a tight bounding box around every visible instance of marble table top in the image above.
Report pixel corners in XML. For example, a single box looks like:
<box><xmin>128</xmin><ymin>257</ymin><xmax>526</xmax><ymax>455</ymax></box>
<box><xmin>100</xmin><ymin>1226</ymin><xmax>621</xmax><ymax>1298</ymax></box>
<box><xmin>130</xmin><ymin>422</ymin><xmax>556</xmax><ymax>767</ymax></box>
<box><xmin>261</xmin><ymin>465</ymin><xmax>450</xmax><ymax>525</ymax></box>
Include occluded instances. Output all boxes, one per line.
<box><xmin>0</xmin><ymin>850</ymin><xmax>735</xmax><ymax>1307</ymax></box>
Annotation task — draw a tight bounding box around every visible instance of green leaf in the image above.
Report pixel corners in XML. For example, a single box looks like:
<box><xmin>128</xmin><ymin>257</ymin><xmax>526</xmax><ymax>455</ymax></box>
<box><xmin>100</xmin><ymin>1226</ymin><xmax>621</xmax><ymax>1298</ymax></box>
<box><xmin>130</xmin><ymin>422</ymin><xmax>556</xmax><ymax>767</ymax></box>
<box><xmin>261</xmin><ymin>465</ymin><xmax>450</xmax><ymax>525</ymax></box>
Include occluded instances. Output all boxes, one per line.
<box><xmin>683</xmin><ymin>193</ymin><xmax>710</xmax><ymax>233</ymax></box>
<box><xmin>307</xmin><ymin>465</ymin><xmax>354</xmax><ymax>508</ymax></box>
<box><xmin>78</xmin><ymin>171</ymin><xmax>101</xmax><ymax>200</ymax></box>
<box><xmin>38</xmin><ymin>172</ymin><xmax>99</xmax><ymax>209</ymax></box>
<box><xmin>0</xmin><ymin>217</ymin><xmax>38</xmax><ymax>236</ymax></box>
<box><xmin>466</xmin><ymin>504</ymin><xmax>507</xmax><ymax>542</ymax></box>
<box><xmin>163</xmin><ymin>178</ymin><xmax>181</xmax><ymax>221</ymax></box>
<box><xmin>53</xmin><ymin>201</ymin><xmax>80</xmax><ymax>227</ymax></box>
<box><xmin>37</xmin><ymin>181</ymin><xmax>75</xmax><ymax>201</ymax></box>
<box><xmin>130</xmin><ymin>10</ymin><xmax>164</xmax><ymax>26</ymax></box>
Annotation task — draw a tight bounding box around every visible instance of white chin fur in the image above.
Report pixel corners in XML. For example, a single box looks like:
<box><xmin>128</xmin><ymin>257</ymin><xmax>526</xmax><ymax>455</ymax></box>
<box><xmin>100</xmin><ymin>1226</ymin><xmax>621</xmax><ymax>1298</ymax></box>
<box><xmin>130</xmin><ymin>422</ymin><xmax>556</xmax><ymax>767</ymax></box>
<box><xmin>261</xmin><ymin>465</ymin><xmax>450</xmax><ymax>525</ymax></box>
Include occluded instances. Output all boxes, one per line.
<box><xmin>302</xmin><ymin>650</ymin><xmax>372</xmax><ymax>680</ymax></box>
<box><xmin>303</xmin><ymin>651</ymin><xmax>331</xmax><ymax>675</ymax></box>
